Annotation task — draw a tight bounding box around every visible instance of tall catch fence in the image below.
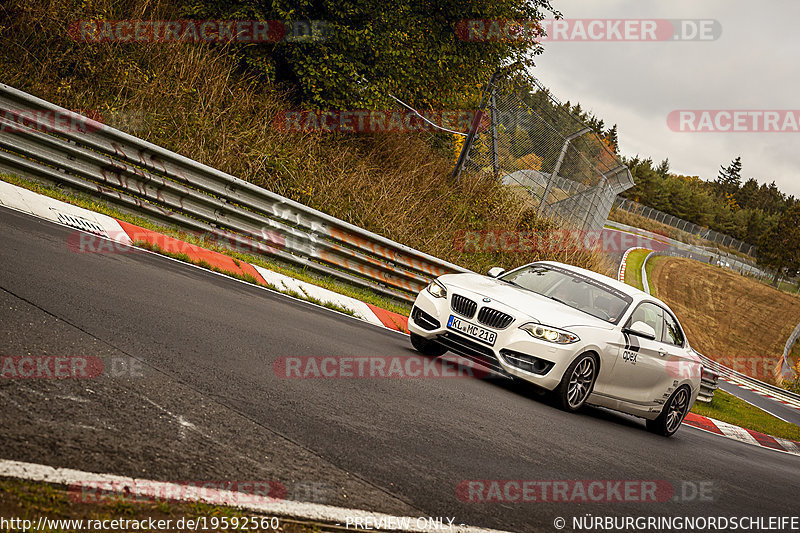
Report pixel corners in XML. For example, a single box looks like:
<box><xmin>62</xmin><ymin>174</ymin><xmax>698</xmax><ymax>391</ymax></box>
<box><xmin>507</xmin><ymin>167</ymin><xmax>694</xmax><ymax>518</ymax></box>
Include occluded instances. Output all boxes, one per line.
<box><xmin>613</xmin><ymin>196</ymin><xmax>758</xmax><ymax>256</ymax></box>
<box><xmin>453</xmin><ymin>74</ymin><xmax>634</xmax><ymax>232</ymax></box>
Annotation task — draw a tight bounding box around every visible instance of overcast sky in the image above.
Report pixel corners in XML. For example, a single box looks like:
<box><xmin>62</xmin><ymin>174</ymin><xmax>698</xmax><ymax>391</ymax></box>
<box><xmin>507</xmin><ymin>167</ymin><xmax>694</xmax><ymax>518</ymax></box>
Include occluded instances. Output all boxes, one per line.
<box><xmin>531</xmin><ymin>0</ymin><xmax>800</xmax><ymax>197</ymax></box>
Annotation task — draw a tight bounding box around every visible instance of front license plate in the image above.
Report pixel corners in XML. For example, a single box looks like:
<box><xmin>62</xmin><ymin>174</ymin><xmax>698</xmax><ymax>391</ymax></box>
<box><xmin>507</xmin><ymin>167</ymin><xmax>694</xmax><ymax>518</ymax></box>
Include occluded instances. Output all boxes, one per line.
<box><xmin>447</xmin><ymin>315</ymin><xmax>497</xmax><ymax>346</ymax></box>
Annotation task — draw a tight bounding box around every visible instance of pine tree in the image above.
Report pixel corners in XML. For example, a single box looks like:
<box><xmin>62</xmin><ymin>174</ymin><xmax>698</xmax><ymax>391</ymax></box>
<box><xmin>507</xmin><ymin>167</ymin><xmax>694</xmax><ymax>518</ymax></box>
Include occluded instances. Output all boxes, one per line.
<box><xmin>655</xmin><ymin>158</ymin><xmax>670</xmax><ymax>178</ymax></box>
<box><xmin>758</xmin><ymin>204</ymin><xmax>800</xmax><ymax>286</ymax></box>
<box><xmin>715</xmin><ymin>156</ymin><xmax>742</xmax><ymax>197</ymax></box>
<box><xmin>605</xmin><ymin>124</ymin><xmax>619</xmax><ymax>153</ymax></box>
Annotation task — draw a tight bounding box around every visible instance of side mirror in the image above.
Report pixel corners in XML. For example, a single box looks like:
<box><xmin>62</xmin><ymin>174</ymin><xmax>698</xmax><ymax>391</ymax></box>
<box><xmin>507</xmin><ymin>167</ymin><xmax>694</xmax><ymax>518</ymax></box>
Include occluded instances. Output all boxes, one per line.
<box><xmin>623</xmin><ymin>321</ymin><xmax>656</xmax><ymax>341</ymax></box>
<box><xmin>487</xmin><ymin>267</ymin><xmax>506</xmax><ymax>278</ymax></box>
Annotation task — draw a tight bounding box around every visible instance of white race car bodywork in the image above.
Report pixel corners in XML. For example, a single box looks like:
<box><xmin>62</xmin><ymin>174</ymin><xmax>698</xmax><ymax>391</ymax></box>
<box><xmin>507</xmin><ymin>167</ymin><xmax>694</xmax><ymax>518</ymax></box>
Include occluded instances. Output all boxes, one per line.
<box><xmin>408</xmin><ymin>261</ymin><xmax>702</xmax><ymax>425</ymax></box>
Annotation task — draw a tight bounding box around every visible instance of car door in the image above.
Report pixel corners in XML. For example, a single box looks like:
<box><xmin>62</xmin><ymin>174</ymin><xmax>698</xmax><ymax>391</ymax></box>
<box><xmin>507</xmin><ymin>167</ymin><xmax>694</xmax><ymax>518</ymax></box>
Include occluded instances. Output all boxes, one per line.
<box><xmin>660</xmin><ymin>308</ymin><xmax>700</xmax><ymax>386</ymax></box>
<box><xmin>604</xmin><ymin>302</ymin><xmax>672</xmax><ymax>407</ymax></box>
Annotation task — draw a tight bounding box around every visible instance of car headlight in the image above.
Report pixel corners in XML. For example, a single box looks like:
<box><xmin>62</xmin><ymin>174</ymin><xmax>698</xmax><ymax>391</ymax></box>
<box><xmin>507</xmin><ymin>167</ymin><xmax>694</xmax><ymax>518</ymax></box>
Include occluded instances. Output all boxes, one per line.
<box><xmin>426</xmin><ymin>280</ymin><xmax>447</xmax><ymax>299</ymax></box>
<box><xmin>519</xmin><ymin>322</ymin><xmax>579</xmax><ymax>344</ymax></box>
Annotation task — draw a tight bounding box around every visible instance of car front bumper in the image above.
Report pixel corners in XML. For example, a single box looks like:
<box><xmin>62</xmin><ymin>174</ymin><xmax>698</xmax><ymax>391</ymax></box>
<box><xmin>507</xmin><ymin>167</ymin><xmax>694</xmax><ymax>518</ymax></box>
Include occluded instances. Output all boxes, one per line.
<box><xmin>408</xmin><ymin>287</ymin><xmax>584</xmax><ymax>391</ymax></box>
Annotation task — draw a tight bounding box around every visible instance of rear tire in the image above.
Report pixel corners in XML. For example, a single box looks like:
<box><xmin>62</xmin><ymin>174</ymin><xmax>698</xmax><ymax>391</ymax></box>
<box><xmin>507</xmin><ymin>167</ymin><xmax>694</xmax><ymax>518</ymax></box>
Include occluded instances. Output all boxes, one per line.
<box><xmin>646</xmin><ymin>386</ymin><xmax>691</xmax><ymax>437</ymax></box>
<box><xmin>554</xmin><ymin>353</ymin><xmax>597</xmax><ymax>412</ymax></box>
<box><xmin>410</xmin><ymin>332</ymin><xmax>448</xmax><ymax>357</ymax></box>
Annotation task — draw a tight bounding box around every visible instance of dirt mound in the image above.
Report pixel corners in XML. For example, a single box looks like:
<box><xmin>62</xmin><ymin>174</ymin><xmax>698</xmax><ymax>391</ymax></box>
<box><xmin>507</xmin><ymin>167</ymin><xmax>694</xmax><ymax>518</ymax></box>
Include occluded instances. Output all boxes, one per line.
<box><xmin>650</xmin><ymin>256</ymin><xmax>800</xmax><ymax>383</ymax></box>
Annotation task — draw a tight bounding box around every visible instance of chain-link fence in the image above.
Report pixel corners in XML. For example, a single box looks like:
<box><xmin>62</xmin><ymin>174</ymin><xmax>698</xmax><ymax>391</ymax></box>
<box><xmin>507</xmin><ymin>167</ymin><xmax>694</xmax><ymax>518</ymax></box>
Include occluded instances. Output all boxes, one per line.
<box><xmin>781</xmin><ymin>322</ymin><xmax>800</xmax><ymax>379</ymax></box>
<box><xmin>613</xmin><ymin>197</ymin><xmax>758</xmax><ymax>256</ymax></box>
<box><xmin>453</xmin><ymin>74</ymin><xmax>634</xmax><ymax>232</ymax></box>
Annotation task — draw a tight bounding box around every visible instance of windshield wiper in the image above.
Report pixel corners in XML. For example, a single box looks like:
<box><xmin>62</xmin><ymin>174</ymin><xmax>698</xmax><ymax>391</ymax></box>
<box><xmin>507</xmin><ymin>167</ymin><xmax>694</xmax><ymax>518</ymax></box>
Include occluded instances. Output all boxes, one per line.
<box><xmin>548</xmin><ymin>295</ymin><xmax>570</xmax><ymax>306</ymax></box>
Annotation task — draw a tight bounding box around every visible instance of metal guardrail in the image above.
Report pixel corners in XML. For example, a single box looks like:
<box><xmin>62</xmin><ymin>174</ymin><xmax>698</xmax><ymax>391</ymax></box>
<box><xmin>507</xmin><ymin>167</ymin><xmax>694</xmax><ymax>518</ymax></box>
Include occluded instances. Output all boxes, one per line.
<box><xmin>0</xmin><ymin>83</ymin><xmax>470</xmax><ymax>304</ymax></box>
<box><xmin>699</xmin><ymin>351</ymin><xmax>800</xmax><ymax>406</ymax></box>
<box><xmin>698</xmin><ymin>366</ymin><xmax>720</xmax><ymax>403</ymax></box>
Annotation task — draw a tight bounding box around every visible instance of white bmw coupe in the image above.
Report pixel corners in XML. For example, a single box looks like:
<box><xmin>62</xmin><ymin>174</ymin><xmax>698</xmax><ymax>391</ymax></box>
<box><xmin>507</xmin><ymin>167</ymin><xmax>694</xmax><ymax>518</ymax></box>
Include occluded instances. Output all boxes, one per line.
<box><xmin>408</xmin><ymin>261</ymin><xmax>702</xmax><ymax>437</ymax></box>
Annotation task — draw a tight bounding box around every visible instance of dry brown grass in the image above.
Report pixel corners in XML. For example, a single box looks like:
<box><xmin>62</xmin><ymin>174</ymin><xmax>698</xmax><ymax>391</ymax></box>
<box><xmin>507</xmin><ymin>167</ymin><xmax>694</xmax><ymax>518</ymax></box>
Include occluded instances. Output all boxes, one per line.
<box><xmin>650</xmin><ymin>256</ymin><xmax>800</xmax><ymax>383</ymax></box>
<box><xmin>0</xmin><ymin>0</ymin><xmax>614</xmax><ymax>280</ymax></box>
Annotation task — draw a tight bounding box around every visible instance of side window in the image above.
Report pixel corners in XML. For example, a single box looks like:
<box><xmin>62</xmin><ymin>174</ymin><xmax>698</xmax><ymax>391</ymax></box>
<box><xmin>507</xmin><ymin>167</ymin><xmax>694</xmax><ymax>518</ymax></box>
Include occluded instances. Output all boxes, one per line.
<box><xmin>627</xmin><ymin>303</ymin><xmax>664</xmax><ymax>340</ymax></box>
<box><xmin>663</xmin><ymin>310</ymin><xmax>685</xmax><ymax>346</ymax></box>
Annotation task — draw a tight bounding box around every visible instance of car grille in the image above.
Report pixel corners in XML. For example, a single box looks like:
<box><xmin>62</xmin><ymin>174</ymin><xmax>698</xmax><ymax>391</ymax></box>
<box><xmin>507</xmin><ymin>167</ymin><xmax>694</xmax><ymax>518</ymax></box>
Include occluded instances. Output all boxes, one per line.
<box><xmin>477</xmin><ymin>307</ymin><xmax>514</xmax><ymax>329</ymax></box>
<box><xmin>450</xmin><ymin>294</ymin><xmax>477</xmax><ymax>318</ymax></box>
<box><xmin>410</xmin><ymin>306</ymin><xmax>440</xmax><ymax>331</ymax></box>
<box><xmin>499</xmin><ymin>349</ymin><xmax>554</xmax><ymax>375</ymax></box>
<box><xmin>435</xmin><ymin>333</ymin><xmax>509</xmax><ymax>377</ymax></box>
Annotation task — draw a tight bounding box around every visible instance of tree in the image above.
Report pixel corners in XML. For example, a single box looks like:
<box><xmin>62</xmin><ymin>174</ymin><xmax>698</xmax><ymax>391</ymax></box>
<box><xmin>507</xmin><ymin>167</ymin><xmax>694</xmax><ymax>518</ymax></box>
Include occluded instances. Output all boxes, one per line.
<box><xmin>735</xmin><ymin>177</ymin><xmax>759</xmax><ymax>210</ymax></box>
<box><xmin>183</xmin><ymin>0</ymin><xmax>560</xmax><ymax>109</ymax></box>
<box><xmin>753</xmin><ymin>181</ymin><xmax>787</xmax><ymax>215</ymax></box>
<box><xmin>655</xmin><ymin>158</ymin><xmax>670</xmax><ymax>178</ymax></box>
<box><xmin>715</xmin><ymin>156</ymin><xmax>742</xmax><ymax>198</ymax></box>
<box><xmin>604</xmin><ymin>124</ymin><xmax>618</xmax><ymax>153</ymax></box>
<box><xmin>758</xmin><ymin>204</ymin><xmax>800</xmax><ymax>286</ymax></box>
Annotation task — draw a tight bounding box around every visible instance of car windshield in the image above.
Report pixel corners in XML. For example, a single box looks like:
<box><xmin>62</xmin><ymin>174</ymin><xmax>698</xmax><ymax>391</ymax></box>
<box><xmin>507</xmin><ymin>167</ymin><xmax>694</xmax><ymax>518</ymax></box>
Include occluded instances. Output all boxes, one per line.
<box><xmin>499</xmin><ymin>264</ymin><xmax>633</xmax><ymax>323</ymax></box>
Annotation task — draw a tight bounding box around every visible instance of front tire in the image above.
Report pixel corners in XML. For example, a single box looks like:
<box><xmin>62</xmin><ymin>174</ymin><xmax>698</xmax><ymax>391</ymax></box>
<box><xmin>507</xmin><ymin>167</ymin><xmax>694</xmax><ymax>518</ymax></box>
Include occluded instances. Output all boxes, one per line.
<box><xmin>555</xmin><ymin>353</ymin><xmax>597</xmax><ymax>412</ymax></box>
<box><xmin>646</xmin><ymin>386</ymin><xmax>691</xmax><ymax>437</ymax></box>
<box><xmin>410</xmin><ymin>332</ymin><xmax>448</xmax><ymax>357</ymax></box>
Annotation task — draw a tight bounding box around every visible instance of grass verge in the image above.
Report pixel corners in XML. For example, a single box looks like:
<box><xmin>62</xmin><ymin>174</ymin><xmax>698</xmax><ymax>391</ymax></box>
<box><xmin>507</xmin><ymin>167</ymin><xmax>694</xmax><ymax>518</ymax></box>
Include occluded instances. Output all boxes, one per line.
<box><xmin>622</xmin><ymin>248</ymin><xmax>650</xmax><ymax>291</ymax></box>
<box><xmin>0</xmin><ymin>477</ymin><xmax>334</xmax><ymax>532</ymax></box>
<box><xmin>690</xmin><ymin>389</ymin><xmax>800</xmax><ymax>442</ymax></box>
<box><xmin>1</xmin><ymin>172</ymin><xmax>406</xmax><ymax>317</ymax></box>
<box><xmin>643</xmin><ymin>255</ymin><xmax>660</xmax><ymax>296</ymax></box>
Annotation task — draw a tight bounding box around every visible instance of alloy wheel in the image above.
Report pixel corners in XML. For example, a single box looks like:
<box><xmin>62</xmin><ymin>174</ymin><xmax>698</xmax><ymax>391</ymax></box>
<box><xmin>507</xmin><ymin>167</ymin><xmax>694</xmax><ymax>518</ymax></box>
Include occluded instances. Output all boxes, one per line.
<box><xmin>567</xmin><ymin>357</ymin><xmax>595</xmax><ymax>408</ymax></box>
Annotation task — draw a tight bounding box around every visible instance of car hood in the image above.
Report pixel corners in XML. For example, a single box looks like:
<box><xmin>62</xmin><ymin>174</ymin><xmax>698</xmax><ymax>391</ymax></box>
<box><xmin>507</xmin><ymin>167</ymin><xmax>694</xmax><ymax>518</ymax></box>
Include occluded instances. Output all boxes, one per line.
<box><xmin>439</xmin><ymin>273</ymin><xmax>616</xmax><ymax>329</ymax></box>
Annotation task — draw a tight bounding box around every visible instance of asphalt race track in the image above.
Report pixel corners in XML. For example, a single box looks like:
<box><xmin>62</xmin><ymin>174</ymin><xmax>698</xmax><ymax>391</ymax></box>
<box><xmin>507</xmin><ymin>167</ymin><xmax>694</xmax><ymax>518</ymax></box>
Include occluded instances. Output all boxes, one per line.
<box><xmin>2</xmin><ymin>206</ymin><xmax>799</xmax><ymax>532</ymax></box>
<box><xmin>716</xmin><ymin>380</ymin><xmax>800</xmax><ymax>426</ymax></box>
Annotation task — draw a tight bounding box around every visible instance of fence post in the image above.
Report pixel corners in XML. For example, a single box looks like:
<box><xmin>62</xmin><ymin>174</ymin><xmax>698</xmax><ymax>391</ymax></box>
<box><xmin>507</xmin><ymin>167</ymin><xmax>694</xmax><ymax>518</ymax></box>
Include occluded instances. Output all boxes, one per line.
<box><xmin>489</xmin><ymin>92</ymin><xmax>500</xmax><ymax>180</ymax></box>
<box><xmin>452</xmin><ymin>70</ymin><xmax>500</xmax><ymax>181</ymax></box>
<box><xmin>538</xmin><ymin>127</ymin><xmax>591</xmax><ymax>215</ymax></box>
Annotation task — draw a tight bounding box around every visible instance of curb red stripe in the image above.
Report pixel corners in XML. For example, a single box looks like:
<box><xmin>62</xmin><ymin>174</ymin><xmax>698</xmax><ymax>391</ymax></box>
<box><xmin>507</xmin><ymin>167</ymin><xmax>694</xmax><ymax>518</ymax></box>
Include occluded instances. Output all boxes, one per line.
<box><xmin>112</xmin><ymin>219</ymin><xmax>412</xmax><ymax>336</ymax></box>
<box><xmin>115</xmin><ymin>220</ymin><xmax>267</xmax><ymax>285</ymax></box>
<box><xmin>684</xmin><ymin>413</ymin><xmax>800</xmax><ymax>456</ymax></box>
<box><xmin>683</xmin><ymin>413</ymin><xmax>724</xmax><ymax>435</ymax></box>
<box><xmin>745</xmin><ymin>429</ymin><xmax>785</xmax><ymax>451</ymax></box>
<box><xmin>366</xmin><ymin>303</ymin><xmax>409</xmax><ymax>333</ymax></box>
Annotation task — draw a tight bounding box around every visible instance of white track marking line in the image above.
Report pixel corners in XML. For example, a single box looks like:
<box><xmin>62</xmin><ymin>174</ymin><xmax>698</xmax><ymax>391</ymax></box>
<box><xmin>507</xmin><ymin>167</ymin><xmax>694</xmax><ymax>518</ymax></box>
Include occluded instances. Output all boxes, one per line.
<box><xmin>0</xmin><ymin>459</ymin><xmax>507</xmax><ymax>533</ymax></box>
